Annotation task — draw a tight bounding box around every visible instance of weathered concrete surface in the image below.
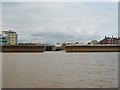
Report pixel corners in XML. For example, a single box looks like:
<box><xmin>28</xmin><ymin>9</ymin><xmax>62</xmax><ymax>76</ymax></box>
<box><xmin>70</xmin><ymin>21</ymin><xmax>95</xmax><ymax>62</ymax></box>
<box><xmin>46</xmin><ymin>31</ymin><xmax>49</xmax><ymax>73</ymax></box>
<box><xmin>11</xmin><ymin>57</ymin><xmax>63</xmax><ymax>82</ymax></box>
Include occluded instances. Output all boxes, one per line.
<box><xmin>66</xmin><ymin>45</ymin><xmax>120</xmax><ymax>52</ymax></box>
<box><xmin>2</xmin><ymin>45</ymin><xmax>44</xmax><ymax>52</ymax></box>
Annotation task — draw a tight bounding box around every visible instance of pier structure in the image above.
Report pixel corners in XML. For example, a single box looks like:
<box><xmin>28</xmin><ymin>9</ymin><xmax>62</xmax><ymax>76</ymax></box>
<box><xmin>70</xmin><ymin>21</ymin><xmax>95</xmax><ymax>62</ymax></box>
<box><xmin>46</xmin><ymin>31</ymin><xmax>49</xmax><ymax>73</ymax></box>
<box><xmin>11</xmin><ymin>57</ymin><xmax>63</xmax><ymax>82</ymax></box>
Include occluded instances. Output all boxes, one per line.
<box><xmin>2</xmin><ymin>45</ymin><xmax>120</xmax><ymax>52</ymax></box>
<box><xmin>44</xmin><ymin>45</ymin><xmax>54</xmax><ymax>51</ymax></box>
<box><xmin>66</xmin><ymin>45</ymin><xmax>120</xmax><ymax>52</ymax></box>
<box><xmin>2</xmin><ymin>45</ymin><xmax>44</xmax><ymax>52</ymax></box>
<box><xmin>44</xmin><ymin>45</ymin><xmax>65</xmax><ymax>51</ymax></box>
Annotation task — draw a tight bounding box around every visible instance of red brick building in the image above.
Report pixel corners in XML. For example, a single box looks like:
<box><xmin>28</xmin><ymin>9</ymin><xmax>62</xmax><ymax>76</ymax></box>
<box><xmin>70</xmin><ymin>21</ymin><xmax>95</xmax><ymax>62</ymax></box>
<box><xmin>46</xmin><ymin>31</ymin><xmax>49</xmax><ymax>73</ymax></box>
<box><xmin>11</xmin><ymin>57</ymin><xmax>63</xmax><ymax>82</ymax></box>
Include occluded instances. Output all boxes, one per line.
<box><xmin>98</xmin><ymin>36</ymin><xmax>119</xmax><ymax>44</ymax></box>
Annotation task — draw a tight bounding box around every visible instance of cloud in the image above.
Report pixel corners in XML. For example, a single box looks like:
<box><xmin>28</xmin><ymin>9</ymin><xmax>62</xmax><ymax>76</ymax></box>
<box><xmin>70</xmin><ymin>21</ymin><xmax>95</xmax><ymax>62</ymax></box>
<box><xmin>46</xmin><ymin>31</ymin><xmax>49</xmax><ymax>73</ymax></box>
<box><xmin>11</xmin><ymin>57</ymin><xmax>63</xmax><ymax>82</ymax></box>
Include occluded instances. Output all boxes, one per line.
<box><xmin>1</xmin><ymin>0</ymin><xmax>119</xmax><ymax>2</ymax></box>
<box><xmin>2</xmin><ymin>2</ymin><xmax>118</xmax><ymax>44</ymax></box>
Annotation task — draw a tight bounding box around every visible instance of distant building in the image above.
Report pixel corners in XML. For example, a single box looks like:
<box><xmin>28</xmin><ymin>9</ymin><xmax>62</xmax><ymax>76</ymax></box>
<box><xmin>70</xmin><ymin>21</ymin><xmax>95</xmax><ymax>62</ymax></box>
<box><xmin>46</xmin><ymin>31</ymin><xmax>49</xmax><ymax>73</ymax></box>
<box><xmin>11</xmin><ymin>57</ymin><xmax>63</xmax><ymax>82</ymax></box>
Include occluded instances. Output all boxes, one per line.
<box><xmin>88</xmin><ymin>40</ymin><xmax>98</xmax><ymax>45</ymax></box>
<box><xmin>98</xmin><ymin>36</ymin><xmax>118</xmax><ymax>45</ymax></box>
<box><xmin>65</xmin><ymin>42</ymin><xmax>84</xmax><ymax>46</ymax></box>
<box><xmin>0</xmin><ymin>34</ymin><xmax>10</xmax><ymax>45</ymax></box>
<box><xmin>118</xmin><ymin>37</ymin><xmax>120</xmax><ymax>45</ymax></box>
<box><xmin>2</xmin><ymin>30</ymin><xmax>18</xmax><ymax>45</ymax></box>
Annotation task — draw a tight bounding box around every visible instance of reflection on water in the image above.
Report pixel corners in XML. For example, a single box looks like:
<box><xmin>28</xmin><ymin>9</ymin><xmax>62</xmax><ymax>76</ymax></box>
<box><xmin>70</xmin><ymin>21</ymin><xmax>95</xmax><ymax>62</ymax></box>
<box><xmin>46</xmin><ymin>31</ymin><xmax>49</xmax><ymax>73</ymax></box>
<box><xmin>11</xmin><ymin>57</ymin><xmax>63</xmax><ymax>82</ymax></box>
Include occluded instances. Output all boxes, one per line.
<box><xmin>2</xmin><ymin>51</ymin><xmax>118</xmax><ymax>88</ymax></box>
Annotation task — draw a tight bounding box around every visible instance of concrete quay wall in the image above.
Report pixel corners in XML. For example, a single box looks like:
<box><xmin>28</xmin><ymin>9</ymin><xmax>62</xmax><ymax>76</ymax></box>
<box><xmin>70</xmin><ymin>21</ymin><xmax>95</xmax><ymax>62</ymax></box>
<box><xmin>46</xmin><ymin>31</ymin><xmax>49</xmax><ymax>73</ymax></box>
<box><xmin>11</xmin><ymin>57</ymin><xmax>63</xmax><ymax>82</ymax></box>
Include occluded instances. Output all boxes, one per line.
<box><xmin>66</xmin><ymin>45</ymin><xmax>120</xmax><ymax>52</ymax></box>
<box><xmin>2</xmin><ymin>45</ymin><xmax>44</xmax><ymax>52</ymax></box>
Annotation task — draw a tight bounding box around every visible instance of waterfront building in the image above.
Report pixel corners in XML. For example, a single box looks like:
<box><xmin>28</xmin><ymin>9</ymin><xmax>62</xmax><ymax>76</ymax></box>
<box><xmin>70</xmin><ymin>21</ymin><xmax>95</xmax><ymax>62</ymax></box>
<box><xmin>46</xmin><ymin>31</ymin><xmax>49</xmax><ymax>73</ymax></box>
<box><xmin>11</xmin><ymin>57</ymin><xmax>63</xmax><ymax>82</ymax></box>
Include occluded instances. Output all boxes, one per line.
<box><xmin>2</xmin><ymin>30</ymin><xmax>18</xmax><ymax>45</ymax></box>
<box><xmin>88</xmin><ymin>40</ymin><xmax>98</xmax><ymax>45</ymax></box>
<box><xmin>0</xmin><ymin>34</ymin><xmax>10</xmax><ymax>45</ymax></box>
<box><xmin>98</xmin><ymin>36</ymin><xmax>118</xmax><ymax>45</ymax></box>
<box><xmin>118</xmin><ymin>37</ymin><xmax>120</xmax><ymax>45</ymax></box>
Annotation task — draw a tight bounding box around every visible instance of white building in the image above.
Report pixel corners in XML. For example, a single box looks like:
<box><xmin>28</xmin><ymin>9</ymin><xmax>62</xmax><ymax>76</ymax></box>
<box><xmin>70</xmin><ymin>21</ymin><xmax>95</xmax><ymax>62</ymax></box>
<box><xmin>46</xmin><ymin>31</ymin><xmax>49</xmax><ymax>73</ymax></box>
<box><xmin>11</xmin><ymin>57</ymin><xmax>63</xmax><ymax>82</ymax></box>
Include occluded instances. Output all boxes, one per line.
<box><xmin>2</xmin><ymin>30</ymin><xmax>18</xmax><ymax>45</ymax></box>
<box><xmin>0</xmin><ymin>34</ymin><xmax>10</xmax><ymax>45</ymax></box>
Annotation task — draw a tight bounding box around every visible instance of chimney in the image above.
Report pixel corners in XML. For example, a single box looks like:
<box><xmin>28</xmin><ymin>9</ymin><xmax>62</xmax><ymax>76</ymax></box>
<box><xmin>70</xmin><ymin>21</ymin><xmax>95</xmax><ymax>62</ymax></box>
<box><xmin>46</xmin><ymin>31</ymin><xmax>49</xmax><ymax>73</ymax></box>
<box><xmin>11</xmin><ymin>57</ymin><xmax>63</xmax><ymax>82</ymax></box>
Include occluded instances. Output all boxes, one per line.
<box><xmin>112</xmin><ymin>36</ymin><xmax>113</xmax><ymax>38</ymax></box>
<box><xmin>105</xmin><ymin>36</ymin><xmax>107</xmax><ymax>39</ymax></box>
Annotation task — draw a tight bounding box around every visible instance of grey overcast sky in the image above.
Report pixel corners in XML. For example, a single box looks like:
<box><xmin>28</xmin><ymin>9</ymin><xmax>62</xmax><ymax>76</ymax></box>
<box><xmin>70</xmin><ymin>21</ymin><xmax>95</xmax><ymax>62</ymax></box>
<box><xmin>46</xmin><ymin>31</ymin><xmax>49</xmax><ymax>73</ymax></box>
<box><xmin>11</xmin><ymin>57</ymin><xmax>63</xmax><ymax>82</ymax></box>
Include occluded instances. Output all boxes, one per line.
<box><xmin>2</xmin><ymin>2</ymin><xmax>118</xmax><ymax>44</ymax></box>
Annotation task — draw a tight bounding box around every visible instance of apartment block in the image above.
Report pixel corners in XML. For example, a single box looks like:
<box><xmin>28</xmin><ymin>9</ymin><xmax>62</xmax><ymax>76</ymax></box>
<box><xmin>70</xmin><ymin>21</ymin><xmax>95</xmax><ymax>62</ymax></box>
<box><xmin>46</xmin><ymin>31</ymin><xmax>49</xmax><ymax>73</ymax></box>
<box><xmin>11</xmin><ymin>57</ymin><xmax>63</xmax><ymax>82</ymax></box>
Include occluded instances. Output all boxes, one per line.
<box><xmin>0</xmin><ymin>34</ymin><xmax>10</xmax><ymax>45</ymax></box>
<box><xmin>2</xmin><ymin>30</ymin><xmax>18</xmax><ymax>45</ymax></box>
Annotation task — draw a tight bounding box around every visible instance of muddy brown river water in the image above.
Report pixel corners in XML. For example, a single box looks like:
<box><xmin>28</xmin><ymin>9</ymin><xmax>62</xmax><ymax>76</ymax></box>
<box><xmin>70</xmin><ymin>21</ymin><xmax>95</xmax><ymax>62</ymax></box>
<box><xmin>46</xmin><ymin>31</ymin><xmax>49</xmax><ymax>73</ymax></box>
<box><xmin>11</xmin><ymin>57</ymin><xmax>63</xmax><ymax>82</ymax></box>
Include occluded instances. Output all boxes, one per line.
<box><xmin>2</xmin><ymin>51</ymin><xmax>118</xmax><ymax>88</ymax></box>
